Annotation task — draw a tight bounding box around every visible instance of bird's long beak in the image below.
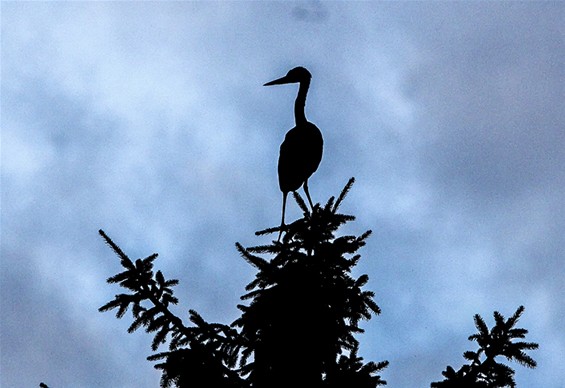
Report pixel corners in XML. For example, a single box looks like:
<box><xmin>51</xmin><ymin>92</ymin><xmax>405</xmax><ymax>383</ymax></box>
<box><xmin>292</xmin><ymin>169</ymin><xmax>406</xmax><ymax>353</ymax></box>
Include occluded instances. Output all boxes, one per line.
<box><xmin>264</xmin><ymin>75</ymin><xmax>292</xmax><ymax>86</ymax></box>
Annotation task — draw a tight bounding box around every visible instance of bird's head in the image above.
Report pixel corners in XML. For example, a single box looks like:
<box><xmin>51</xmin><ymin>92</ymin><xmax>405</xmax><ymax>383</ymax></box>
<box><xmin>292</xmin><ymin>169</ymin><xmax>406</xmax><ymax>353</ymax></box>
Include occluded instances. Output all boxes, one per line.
<box><xmin>264</xmin><ymin>67</ymin><xmax>312</xmax><ymax>86</ymax></box>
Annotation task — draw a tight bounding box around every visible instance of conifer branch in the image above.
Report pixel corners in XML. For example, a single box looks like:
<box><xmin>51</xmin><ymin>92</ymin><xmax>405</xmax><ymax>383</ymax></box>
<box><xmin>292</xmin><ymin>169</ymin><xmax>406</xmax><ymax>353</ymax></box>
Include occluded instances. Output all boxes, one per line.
<box><xmin>333</xmin><ymin>177</ymin><xmax>355</xmax><ymax>213</ymax></box>
<box><xmin>431</xmin><ymin>305</ymin><xmax>538</xmax><ymax>387</ymax></box>
<box><xmin>99</xmin><ymin>230</ymin><xmax>244</xmax><ymax>386</ymax></box>
<box><xmin>293</xmin><ymin>191</ymin><xmax>309</xmax><ymax>214</ymax></box>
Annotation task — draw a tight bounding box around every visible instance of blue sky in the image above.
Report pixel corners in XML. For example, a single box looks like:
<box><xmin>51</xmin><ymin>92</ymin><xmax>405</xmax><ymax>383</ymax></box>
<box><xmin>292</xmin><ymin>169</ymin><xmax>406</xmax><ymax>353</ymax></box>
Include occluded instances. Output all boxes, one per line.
<box><xmin>1</xmin><ymin>2</ymin><xmax>563</xmax><ymax>387</ymax></box>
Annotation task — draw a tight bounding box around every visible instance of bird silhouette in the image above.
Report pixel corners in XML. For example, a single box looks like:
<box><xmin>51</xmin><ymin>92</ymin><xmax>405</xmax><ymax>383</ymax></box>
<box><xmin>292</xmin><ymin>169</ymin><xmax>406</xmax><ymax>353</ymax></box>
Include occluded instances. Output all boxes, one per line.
<box><xmin>264</xmin><ymin>67</ymin><xmax>323</xmax><ymax>241</ymax></box>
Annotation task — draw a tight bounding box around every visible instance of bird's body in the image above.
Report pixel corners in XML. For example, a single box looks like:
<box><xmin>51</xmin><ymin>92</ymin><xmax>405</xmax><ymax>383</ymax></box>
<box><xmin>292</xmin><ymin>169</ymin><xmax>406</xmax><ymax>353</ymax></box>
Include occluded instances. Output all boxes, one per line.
<box><xmin>264</xmin><ymin>67</ymin><xmax>323</xmax><ymax>240</ymax></box>
<box><xmin>278</xmin><ymin>122</ymin><xmax>323</xmax><ymax>194</ymax></box>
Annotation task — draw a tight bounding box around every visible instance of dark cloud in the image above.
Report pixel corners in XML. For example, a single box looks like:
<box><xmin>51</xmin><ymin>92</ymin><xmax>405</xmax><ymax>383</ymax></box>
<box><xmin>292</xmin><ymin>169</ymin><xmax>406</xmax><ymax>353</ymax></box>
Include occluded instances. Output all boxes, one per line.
<box><xmin>291</xmin><ymin>1</ymin><xmax>329</xmax><ymax>23</ymax></box>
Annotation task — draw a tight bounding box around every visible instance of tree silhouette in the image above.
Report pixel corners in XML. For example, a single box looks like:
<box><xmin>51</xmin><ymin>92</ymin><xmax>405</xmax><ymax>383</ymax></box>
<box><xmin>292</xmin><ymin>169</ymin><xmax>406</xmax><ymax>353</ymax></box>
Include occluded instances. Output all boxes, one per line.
<box><xmin>99</xmin><ymin>178</ymin><xmax>537</xmax><ymax>387</ymax></box>
<box><xmin>431</xmin><ymin>306</ymin><xmax>538</xmax><ymax>388</ymax></box>
<box><xmin>98</xmin><ymin>230</ymin><xmax>243</xmax><ymax>388</ymax></box>
<box><xmin>99</xmin><ymin>178</ymin><xmax>388</xmax><ymax>387</ymax></box>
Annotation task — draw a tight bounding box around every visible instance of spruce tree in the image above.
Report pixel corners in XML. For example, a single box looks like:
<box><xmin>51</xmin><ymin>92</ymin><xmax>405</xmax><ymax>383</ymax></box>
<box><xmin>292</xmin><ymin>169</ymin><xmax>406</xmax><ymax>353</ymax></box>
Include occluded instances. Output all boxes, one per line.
<box><xmin>99</xmin><ymin>178</ymin><xmax>388</xmax><ymax>387</ymax></box>
<box><xmin>98</xmin><ymin>178</ymin><xmax>537</xmax><ymax>387</ymax></box>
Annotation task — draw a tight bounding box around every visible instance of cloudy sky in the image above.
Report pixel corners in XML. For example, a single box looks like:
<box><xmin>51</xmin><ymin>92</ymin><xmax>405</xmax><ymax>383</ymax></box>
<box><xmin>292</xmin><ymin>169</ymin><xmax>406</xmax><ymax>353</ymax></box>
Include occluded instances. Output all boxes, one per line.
<box><xmin>2</xmin><ymin>2</ymin><xmax>563</xmax><ymax>387</ymax></box>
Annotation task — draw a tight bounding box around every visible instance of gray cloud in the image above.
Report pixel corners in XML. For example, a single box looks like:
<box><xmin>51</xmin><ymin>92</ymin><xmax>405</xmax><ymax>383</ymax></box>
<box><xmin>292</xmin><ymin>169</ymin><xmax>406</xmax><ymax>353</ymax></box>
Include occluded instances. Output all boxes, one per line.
<box><xmin>291</xmin><ymin>1</ymin><xmax>329</xmax><ymax>23</ymax></box>
<box><xmin>2</xmin><ymin>2</ymin><xmax>563</xmax><ymax>387</ymax></box>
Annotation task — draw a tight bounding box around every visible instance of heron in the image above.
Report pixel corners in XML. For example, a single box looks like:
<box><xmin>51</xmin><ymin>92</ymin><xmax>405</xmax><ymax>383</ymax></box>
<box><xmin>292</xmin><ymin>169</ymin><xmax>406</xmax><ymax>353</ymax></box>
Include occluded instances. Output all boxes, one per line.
<box><xmin>264</xmin><ymin>67</ymin><xmax>323</xmax><ymax>241</ymax></box>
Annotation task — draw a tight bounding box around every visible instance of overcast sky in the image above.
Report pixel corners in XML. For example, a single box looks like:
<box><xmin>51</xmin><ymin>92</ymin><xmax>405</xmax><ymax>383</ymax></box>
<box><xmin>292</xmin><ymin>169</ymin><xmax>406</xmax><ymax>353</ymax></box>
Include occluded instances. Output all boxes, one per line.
<box><xmin>2</xmin><ymin>2</ymin><xmax>564</xmax><ymax>387</ymax></box>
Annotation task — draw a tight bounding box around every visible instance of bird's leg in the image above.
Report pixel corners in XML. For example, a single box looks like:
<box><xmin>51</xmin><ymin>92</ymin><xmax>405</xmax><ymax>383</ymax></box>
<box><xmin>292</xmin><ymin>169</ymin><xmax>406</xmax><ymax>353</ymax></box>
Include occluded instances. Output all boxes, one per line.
<box><xmin>278</xmin><ymin>191</ymin><xmax>288</xmax><ymax>242</ymax></box>
<box><xmin>303</xmin><ymin>180</ymin><xmax>315</xmax><ymax>210</ymax></box>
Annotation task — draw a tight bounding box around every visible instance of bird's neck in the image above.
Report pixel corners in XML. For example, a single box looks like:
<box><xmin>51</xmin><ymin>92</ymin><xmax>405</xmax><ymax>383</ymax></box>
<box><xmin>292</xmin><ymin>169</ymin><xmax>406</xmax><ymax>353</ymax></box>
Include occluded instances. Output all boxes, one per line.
<box><xmin>294</xmin><ymin>78</ymin><xmax>310</xmax><ymax>125</ymax></box>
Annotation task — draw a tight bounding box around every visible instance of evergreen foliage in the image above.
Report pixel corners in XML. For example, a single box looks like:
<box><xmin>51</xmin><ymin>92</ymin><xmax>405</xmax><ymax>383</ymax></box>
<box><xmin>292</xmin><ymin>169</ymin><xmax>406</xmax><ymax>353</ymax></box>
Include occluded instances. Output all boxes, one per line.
<box><xmin>431</xmin><ymin>306</ymin><xmax>538</xmax><ymax>388</ymax></box>
<box><xmin>99</xmin><ymin>178</ymin><xmax>388</xmax><ymax>387</ymax></box>
<box><xmin>99</xmin><ymin>178</ymin><xmax>537</xmax><ymax>387</ymax></box>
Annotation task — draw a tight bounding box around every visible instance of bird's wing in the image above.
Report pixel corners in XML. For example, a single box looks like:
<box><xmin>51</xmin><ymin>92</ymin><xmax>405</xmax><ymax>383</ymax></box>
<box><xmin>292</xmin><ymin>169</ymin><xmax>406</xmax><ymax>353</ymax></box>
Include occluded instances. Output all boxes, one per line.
<box><xmin>278</xmin><ymin>123</ymin><xmax>323</xmax><ymax>193</ymax></box>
